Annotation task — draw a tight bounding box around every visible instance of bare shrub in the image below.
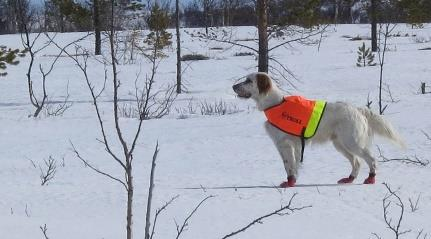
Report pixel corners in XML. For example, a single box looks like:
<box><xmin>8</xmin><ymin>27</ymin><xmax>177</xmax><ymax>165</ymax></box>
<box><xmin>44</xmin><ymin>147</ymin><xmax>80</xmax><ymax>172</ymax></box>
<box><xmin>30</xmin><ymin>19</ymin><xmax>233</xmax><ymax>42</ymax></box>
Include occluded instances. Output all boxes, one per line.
<box><xmin>181</xmin><ymin>54</ymin><xmax>209</xmax><ymax>61</ymax></box>
<box><xmin>175</xmin><ymin>99</ymin><xmax>197</xmax><ymax>119</ymax></box>
<box><xmin>408</xmin><ymin>193</ymin><xmax>421</xmax><ymax>212</ymax></box>
<box><xmin>349</xmin><ymin>35</ymin><xmax>372</xmax><ymax>41</ymax></box>
<box><xmin>366</xmin><ymin>92</ymin><xmax>373</xmax><ymax>109</ymax></box>
<box><xmin>380</xmin><ymin>183</ymin><xmax>411</xmax><ymax>239</ymax></box>
<box><xmin>40</xmin><ymin>224</ymin><xmax>49</xmax><ymax>239</ymax></box>
<box><xmin>175</xmin><ymin>99</ymin><xmax>242</xmax><ymax>118</ymax></box>
<box><xmin>199</xmin><ymin>100</ymin><xmax>241</xmax><ymax>116</ymax></box>
<box><xmin>416</xmin><ymin>229</ymin><xmax>429</xmax><ymax>239</ymax></box>
<box><xmin>382</xmin><ymin>83</ymin><xmax>400</xmax><ymax>103</ymax></box>
<box><xmin>42</xmin><ymin>82</ymin><xmax>72</xmax><ymax>117</ymax></box>
<box><xmin>412</xmin><ymin>36</ymin><xmax>431</xmax><ymax>44</ymax></box>
<box><xmin>234</xmin><ymin>52</ymin><xmax>254</xmax><ymax>57</ymax></box>
<box><xmin>119</xmin><ymin>102</ymin><xmax>139</xmax><ymax>119</ymax></box>
<box><xmin>39</xmin><ymin>156</ymin><xmax>57</xmax><ymax>186</ymax></box>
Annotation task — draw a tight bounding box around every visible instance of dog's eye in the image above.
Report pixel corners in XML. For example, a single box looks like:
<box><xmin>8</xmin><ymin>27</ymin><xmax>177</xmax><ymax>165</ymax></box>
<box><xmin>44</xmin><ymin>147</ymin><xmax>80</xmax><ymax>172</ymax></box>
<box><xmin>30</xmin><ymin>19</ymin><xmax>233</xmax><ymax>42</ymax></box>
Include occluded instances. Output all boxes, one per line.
<box><xmin>245</xmin><ymin>78</ymin><xmax>252</xmax><ymax>83</ymax></box>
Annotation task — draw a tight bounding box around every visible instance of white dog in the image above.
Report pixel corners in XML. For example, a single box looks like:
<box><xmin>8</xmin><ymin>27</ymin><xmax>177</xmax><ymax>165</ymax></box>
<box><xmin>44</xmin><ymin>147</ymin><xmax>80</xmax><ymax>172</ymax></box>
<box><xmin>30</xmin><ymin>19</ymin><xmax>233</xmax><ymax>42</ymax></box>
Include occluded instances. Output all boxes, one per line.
<box><xmin>232</xmin><ymin>72</ymin><xmax>405</xmax><ymax>187</ymax></box>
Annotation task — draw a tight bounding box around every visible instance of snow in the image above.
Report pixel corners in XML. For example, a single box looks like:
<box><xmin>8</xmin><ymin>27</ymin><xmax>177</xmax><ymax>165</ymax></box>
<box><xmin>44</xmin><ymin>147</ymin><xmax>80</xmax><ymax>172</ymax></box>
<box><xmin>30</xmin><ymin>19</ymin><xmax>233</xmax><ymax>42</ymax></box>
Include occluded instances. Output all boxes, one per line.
<box><xmin>1</xmin><ymin>24</ymin><xmax>431</xmax><ymax>239</ymax></box>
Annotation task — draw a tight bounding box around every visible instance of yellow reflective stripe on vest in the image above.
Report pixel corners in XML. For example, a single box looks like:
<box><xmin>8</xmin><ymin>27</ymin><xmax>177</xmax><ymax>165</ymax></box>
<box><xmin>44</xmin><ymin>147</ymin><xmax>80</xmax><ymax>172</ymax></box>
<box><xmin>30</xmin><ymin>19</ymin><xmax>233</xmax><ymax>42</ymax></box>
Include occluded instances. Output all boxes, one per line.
<box><xmin>304</xmin><ymin>100</ymin><xmax>326</xmax><ymax>138</ymax></box>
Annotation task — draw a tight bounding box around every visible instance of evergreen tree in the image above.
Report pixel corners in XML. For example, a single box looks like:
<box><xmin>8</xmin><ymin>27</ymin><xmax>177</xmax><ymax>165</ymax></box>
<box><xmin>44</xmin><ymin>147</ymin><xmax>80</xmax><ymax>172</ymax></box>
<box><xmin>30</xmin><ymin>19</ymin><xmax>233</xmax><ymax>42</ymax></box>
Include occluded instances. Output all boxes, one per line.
<box><xmin>0</xmin><ymin>46</ymin><xmax>25</xmax><ymax>76</ymax></box>
<box><xmin>45</xmin><ymin>0</ymin><xmax>92</xmax><ymax>32</ymax></box>
<box><xmin>356</xmin><ymin>42</ymin><xmax>376</xmax><ymax>67</ymax></box>
<box><xmin>399</xmin><ymin>0</ymin><xmax>430</xmax><ymax>28</ymax></box>
<box><xmin>145</xmin><ymin>3</ymin><xmax>172</xmax><ymax>57</ymax></box>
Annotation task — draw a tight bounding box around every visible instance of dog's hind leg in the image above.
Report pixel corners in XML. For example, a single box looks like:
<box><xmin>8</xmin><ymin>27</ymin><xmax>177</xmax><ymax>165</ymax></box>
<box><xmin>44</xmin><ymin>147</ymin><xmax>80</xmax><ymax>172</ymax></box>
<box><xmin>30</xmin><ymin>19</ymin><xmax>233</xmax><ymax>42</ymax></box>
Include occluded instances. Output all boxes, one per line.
<box><xmin>340</xmin><ymin>137</ymin><xmax>377</xmax><ymax>184</ymax></box>
<box><xmin>353</xmin><ymin>148</ymin><xmax>377</xmax><ymax>184</ymax></box>
<box><xmin>333</xmin><ymin>140</ymin><xmax>361</xmax><ymax>184</ymax></box>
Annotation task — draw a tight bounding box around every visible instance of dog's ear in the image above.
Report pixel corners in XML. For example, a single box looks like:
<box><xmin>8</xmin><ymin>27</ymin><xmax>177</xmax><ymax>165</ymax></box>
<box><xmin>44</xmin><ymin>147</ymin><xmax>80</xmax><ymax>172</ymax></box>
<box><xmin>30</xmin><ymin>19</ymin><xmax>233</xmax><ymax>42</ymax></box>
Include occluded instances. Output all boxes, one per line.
<box><xmin>257</xmin><ymin>73</ymin><xmax>271</xmax><ymax>95</ymax></box>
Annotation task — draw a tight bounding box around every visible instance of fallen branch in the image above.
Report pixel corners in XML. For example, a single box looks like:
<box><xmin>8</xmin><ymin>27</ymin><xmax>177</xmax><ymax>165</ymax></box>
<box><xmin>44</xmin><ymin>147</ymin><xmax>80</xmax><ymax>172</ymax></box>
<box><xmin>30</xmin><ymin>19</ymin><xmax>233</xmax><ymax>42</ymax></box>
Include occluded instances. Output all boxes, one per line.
<box><xmin>376</xmin><ymin>146</ymin><xmax>429</xmax><ymax>166</ymax></box>
<box><xmin>221</xmin><ymin>193</ymin><xmax>311</xmax><ymax>239</ymax></box>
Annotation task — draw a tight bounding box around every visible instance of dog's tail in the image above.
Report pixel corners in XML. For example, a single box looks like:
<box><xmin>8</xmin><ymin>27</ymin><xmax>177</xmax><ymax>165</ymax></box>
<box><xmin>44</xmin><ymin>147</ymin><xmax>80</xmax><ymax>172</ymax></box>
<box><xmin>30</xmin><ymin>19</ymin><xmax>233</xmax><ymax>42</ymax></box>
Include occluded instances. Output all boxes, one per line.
<box><xmin>358</xmin><ymin>108</ymin><xmax>406</xmax><ymax>149</ymax></box>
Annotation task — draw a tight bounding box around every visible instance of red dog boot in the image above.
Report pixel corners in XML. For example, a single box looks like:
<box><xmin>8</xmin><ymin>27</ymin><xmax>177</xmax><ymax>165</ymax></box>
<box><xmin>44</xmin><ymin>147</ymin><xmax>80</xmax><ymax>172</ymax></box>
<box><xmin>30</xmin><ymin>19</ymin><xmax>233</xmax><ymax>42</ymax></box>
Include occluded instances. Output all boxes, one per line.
<box><xmin>338</xmin><ymin>175</ymin><xmax>355</xmax><ymax>184</ymax></box>
<box><xmin>364</xmin><ymin>173</ymin><xmax>376</xmax><ymax>184</ymax></box>
<box><xmin>280</xmin><ymin>175</ymin><xmax>296</xmax><ymax>188</ymax></box>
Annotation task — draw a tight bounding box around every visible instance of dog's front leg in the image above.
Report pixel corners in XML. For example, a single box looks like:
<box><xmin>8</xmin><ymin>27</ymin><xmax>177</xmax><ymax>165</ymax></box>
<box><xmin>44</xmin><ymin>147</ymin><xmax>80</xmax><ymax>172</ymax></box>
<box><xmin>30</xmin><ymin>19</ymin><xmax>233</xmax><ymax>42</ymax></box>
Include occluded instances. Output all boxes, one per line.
<box><xmin>276</xmin><ymin>141</ymin><xmax>297</xmax><ymax>187</ymax></box>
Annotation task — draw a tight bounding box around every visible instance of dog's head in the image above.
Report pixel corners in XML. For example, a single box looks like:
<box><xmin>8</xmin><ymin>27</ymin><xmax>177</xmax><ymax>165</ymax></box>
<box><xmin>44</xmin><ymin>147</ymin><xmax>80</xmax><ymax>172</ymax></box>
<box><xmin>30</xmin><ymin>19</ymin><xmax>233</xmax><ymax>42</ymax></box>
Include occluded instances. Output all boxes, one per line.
<box><xmin>232</xmin><ymin>72</ymin><xmax>272</xmax><ymax>100</ymax></box>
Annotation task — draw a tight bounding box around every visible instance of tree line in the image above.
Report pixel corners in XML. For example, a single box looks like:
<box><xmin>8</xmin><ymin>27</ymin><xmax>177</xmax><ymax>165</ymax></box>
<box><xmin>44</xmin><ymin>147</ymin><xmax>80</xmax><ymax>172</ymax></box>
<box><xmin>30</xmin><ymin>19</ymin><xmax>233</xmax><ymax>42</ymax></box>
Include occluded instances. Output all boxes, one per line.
<box><xmin>1</xmin><ymin>0</ymin><xmax>431</xmax><ymax>35</ymax></box>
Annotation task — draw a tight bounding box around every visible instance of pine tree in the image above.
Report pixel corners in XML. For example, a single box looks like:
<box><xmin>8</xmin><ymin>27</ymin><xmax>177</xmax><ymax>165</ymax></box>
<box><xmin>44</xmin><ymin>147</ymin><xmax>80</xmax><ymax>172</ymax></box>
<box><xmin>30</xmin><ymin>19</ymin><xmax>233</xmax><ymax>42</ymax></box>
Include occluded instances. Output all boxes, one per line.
<box><xmin>145</xmin><ymin>3</ymin><xmax>172</xmax><ymax>57</ymax></box>
<box><xmin>356</xmin><ymin>42</ymin><xmax>376</xmax><ymax>67</ymax></box>
<box><xmin>399</xmin><ymin>0</ymin><xmax>430</xmax><ymax>28</ymax></box>
<box><xmin>0</xmin><ymin>46</ymin><xmax>25</xmax><ymax>76</ymax></box>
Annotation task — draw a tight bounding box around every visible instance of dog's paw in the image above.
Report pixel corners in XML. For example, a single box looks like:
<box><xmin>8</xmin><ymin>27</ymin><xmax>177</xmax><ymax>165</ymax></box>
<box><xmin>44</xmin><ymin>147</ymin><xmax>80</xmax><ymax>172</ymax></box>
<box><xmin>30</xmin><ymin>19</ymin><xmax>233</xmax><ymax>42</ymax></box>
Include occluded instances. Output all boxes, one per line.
<box><xmin>280</xmin><ymin>176</ymin><xmax>296</xmax><ymax>188</ymax></box>
<box><xmin>363</xmin><ymin>173</ymin><xmax>376</xmax><ymax>184</ymax></box>
<box><xmin>337</xmin><ymin>175</ymin><xmax>355</xmax><ymax>184</ymax></box>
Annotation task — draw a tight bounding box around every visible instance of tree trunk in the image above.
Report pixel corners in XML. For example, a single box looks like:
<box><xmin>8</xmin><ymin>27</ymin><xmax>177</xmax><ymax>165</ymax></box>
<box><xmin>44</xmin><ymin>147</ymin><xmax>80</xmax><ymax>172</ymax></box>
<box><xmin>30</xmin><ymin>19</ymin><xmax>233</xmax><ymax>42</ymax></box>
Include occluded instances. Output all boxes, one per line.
<box><xmin>126</xmin><ymin>166</ymin><xmax>133</xmax><ymax>239</ymax></box>
<box><xmin>257</xmin><ymin>0</ymin><xmax>268</xmax><ymax>73</ymax></box>
<box><xmin>371</xmin><ymin>0</ymin><xmax>377</xmax><ymax>52</ymax></box>
<box><xmin>334</xmin><ymin>0</ymin><xmax>339</xmax><ymax>24</ymax></box>
<box><xmin>176</xmin><ymin>0</ymin><xmax>182</xmax><ymax>94</ymax></box>
<box><xmin>204</xmin><ymin>4</ymin><xmax>209</xmax><ymax>34</ymax></box>
<box><xmin>93</xmin><ymin>0</ymin><xmax>101</xmax><ymax>55</ymax></box>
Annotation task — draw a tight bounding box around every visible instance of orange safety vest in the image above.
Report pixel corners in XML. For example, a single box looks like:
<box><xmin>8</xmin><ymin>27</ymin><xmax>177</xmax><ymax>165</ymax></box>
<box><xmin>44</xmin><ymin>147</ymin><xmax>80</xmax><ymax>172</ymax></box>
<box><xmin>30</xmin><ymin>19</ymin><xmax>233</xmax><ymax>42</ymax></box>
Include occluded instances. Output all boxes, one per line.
<box><xmin>264</xmin><ymin>96</ymin><xmax>326</xmax><ymax>139</ymax></box>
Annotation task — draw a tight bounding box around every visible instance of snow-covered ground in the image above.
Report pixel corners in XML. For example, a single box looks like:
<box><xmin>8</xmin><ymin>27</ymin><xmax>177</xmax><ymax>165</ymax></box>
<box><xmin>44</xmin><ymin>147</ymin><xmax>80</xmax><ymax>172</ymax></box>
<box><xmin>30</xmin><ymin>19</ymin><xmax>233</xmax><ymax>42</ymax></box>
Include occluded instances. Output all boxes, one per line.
<box><xmin>1</xmin><ymin>24</ymin><xmax>430</xmax><ymax>239</ymax></box>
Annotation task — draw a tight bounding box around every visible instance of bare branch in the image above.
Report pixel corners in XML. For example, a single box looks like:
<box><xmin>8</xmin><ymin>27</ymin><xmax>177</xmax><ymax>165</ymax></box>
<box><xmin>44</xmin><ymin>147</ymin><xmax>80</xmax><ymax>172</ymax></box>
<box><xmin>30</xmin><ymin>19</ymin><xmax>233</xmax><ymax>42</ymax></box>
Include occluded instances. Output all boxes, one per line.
<box><xmin>40</xmin><ymin>224</ymin><xmax>49</xmax><ymax>239</ymax></box>
<box><xmin>371</xmin><ymin>232</ymin><xmax>383</xmax><ymax>239</ymax></box>
<box><xmin>416</xmin><ymin>229</ymin><xmax>429</xmax><ymax>239</ymax></box>
<box><xmin>44</xmin><ymin>81</ymin><xmax>73</xmax><ymax>117</ymax></box>
<box><xmin>187</xmin><ymin>28</ymin><xmax>259</xmax><ymax>53</ymax></box>
<box><xmin>408</xmin><ymin>193</ymin><xmax>421</xmax><ymax>212</ymax></box>
<box><xmin>150</xmin><ymin>195</ymin><xmax>180</xmax><ymax>239</ymax></box>
<box><xmin>421</xmin><ymin>130</ymin><xmax>431</xmax><ymax>141</ymax></box>
<box><xmin>39</xmin><ymin>156</ymin><xmax>57</xmax><ymax>186</ymax></box>
<box><xmin>70</xmin><ymin>141</ymin><xmax>127</xmax><ymax>190</ymax></box>
<box><xmin>268</xmin><ymin>25</ymin><xmax>329</xmax><ymax>52</ymax></box>
<box><xmin>382</xmin><ymin>83</ymin><xmax>400</xmax><ymax>103</ymax></box>
<box><xmin>366</xmin><ymin>92</ymin><xmax>373</xmax><ymax>109</ymax></box>
<box><xmin>222</xmin><ymin>193</ymin><xmax>311</xmax><ymax>239</ymax></box>
<box><xmin>382</xmin><ymin>182</ymin><xmax>412</xmax><ymax>238</ymax></box>
<box><xmin>47</xmin><ymin>37</ymin><xmax>127</xmax><ymax>170</ymax></box>
<box><xmin>175</xmin><ymin>195</ymin><xmax>214</xmax><ymax>239</ymax></box>
<box><xmin>376</xmin><ymin>146</ymin><xmax>429</xmax><ymax>166</ymax></box>
<box><xmin>145</xmin><ymin>142</ymin><xmax>160</xmax><ymax>239</ymax></box>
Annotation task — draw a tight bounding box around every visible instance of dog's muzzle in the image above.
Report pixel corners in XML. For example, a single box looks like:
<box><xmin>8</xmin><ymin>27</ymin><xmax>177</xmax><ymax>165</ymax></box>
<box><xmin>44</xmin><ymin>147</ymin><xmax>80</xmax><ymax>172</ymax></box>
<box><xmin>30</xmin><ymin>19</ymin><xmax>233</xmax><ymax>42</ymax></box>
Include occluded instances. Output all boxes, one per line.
<box><xmin>232</xmin><ymin>83</ymin><xmax>251</xmax><ymax>99</ymax></box>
